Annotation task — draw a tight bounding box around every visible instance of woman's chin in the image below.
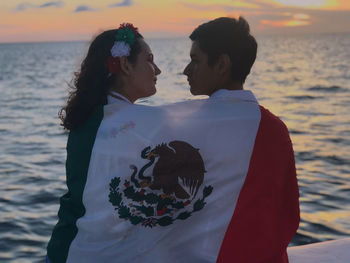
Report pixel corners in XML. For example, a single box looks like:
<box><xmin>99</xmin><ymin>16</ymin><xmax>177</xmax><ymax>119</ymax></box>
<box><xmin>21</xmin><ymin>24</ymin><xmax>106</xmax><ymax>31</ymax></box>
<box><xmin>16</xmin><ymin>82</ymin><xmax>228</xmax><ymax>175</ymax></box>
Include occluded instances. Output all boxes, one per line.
<box><xmin>138</xmin><ymin>87</ymin><xmax>156</xmax><ymax>100</ymax></box>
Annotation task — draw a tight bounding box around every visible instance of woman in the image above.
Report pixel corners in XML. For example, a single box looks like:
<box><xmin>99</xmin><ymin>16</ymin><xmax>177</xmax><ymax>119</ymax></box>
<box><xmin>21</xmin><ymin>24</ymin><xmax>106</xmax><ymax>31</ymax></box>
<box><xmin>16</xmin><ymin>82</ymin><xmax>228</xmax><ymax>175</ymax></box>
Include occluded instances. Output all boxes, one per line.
<box><xmin>61</xmin><ymin>23</ymin><xmax>161</xmax><ymax>130</ymax></box>
<box><xmin>47</xmin><ymin>23</ymin><xmax>161</xmax><ymax>263</ymax></box>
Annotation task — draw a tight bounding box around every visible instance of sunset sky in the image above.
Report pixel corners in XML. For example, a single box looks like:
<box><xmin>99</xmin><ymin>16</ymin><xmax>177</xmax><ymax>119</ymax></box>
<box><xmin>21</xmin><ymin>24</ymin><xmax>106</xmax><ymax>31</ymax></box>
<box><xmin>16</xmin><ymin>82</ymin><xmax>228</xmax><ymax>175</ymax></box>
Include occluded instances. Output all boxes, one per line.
<box><xmin>1</xmin><ymin>0</ymin><xmax>350</xmax><ymax>43</ymax></box>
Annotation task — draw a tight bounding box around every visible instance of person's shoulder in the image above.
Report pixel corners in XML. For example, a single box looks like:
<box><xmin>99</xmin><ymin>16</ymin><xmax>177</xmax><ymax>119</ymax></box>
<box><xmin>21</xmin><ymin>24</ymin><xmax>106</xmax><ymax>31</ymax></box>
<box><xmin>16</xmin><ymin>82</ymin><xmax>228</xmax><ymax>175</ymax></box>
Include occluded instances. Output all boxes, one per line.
<box><xmin>259</xmin><ymin>105</ymin><xmax>290</xmax><ymax>137</ymax></box>
<box><xmin>68</xmin><ymin>105</ymin><xmax>104</xmax><ymax>142</ymax></box>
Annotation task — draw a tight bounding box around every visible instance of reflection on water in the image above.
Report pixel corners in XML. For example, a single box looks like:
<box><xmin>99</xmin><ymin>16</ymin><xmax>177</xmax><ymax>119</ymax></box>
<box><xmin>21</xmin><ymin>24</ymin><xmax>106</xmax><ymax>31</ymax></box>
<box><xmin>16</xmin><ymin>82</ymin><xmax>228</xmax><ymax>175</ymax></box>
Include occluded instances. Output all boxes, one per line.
<box><xmin>0</xmin><ymin>34</ymin><xmax>350</xmax><ymax>262</ymax></box>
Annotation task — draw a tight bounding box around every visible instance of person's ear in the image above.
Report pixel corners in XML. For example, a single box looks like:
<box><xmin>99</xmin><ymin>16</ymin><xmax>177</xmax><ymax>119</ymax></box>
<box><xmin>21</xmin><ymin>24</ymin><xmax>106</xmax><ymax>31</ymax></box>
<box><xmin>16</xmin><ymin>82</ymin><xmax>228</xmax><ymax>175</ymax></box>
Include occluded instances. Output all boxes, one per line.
<box><xmin>119</xmin><ymin>56</ymin><xmax>132</xmax><ymax>75</ymax></box>
<box><xmin>216</xmin><ymin>54</ymin><xmax>231</xmax><ymax>76</ymax></box>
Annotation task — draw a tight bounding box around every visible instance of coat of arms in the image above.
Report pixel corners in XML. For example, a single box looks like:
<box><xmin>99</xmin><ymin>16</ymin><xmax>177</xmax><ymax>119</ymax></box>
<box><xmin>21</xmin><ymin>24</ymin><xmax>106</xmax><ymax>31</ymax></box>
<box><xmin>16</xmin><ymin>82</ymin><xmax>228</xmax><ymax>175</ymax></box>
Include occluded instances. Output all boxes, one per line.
<box><xmin>108</xmin><ymin>140</ymin><xmax>213</xmax><ymax>227</ymax></box>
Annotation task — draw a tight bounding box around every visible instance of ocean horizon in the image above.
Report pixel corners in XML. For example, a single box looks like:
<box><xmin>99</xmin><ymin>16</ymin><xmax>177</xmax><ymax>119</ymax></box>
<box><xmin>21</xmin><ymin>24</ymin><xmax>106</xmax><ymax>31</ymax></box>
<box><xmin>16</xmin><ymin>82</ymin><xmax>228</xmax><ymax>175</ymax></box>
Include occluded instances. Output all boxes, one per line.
<box><xmin>1</xmin><ymin>30</ymin><xmax>350</xmax><ymax>45</ymax></box>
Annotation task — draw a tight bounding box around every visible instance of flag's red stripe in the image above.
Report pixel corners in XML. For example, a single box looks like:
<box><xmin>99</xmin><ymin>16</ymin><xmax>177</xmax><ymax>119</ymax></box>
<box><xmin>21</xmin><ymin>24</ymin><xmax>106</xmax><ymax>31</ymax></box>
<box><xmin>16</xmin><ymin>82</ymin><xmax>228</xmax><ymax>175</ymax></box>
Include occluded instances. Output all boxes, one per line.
<box><xmin>217</xmin><ymin>106</ymin><xmax>300</xmax><ymax>263</ymax></box>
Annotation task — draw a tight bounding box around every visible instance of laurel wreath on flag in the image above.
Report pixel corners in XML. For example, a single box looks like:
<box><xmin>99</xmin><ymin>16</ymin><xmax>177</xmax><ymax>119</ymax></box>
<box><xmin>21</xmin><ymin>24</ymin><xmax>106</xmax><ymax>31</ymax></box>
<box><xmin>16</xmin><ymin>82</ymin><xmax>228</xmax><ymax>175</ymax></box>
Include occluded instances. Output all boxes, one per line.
<box><xmin>108</xmin><ymin>177</ymin><xmax>213</xmax><ymax>227</ymax></box>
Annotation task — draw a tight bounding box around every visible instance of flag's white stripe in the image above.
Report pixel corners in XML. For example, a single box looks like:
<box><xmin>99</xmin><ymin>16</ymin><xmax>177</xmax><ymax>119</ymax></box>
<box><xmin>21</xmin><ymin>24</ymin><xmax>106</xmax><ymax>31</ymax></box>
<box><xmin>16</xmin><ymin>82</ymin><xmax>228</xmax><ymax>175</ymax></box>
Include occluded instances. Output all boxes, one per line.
<box><xmin>67</xmin><ymin>93</ymin><xmax>261</xmax><ymax>262</ymax></box>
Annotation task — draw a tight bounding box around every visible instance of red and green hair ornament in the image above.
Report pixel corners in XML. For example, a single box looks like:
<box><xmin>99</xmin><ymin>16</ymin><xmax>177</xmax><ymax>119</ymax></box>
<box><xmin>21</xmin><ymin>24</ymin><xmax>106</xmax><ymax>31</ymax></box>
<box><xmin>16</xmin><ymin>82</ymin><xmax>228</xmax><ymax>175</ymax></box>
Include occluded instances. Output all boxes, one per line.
<box><xmin>105</xmin><ymin>23</ymin><xmax>139</xmax><ymax>74</ymax></box>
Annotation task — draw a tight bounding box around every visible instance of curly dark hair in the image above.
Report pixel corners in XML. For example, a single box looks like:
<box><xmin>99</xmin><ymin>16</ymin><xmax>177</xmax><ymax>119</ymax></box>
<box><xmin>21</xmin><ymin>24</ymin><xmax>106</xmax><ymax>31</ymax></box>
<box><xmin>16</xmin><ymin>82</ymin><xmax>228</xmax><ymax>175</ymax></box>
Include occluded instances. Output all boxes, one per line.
<box><xmin>59</xmin><ymin>29</ymin><xmax>143</xmax><ymax>130</ymax></box>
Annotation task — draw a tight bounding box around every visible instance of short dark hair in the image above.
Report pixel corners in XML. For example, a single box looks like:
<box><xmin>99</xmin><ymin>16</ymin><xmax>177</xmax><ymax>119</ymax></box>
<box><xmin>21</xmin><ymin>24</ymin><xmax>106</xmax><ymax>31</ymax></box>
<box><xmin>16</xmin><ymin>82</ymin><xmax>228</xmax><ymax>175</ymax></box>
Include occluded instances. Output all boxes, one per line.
<box><xmin>190</xmin><ymin>17</ymin><xmax>257</xmax><ymax>84</ymax></box>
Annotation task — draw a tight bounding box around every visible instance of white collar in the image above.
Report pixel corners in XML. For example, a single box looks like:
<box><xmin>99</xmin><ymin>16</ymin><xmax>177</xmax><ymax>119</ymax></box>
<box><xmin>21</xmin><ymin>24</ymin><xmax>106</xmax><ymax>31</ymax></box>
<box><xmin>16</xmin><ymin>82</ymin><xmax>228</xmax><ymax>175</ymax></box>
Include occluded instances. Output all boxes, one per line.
<box><xmin>107</xmin><ymin>91</ymin><xmax>132</xmax><ymax>104</ymax></box>
<box><xmin>210</xmin><ymin>89</ymin><xmax>257</xmax><ymax>103</ymax></box>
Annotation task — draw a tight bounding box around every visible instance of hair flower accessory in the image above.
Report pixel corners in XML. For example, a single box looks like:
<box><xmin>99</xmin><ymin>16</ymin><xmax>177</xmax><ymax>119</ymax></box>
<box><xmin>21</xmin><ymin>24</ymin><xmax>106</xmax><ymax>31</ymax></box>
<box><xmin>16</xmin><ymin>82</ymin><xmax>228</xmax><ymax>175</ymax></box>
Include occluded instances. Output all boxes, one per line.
<box><xmin>106</xmin><ymin>57</ymin><xmax>121</xmax><ymax>74</ymax></box>
<box><xmin>106</xmin><ymin>23</ymin><xmax>139</xmax><ymax>74</ymax></box>
<box><xmin>111</xmin><ymin>41</ymin><xmax>131</xmax><ymax>57</ymax></box>
<box><xmin>115</xmin><ymin>27</ymin><xmax>136</xmax><ymax>46</ymax></box>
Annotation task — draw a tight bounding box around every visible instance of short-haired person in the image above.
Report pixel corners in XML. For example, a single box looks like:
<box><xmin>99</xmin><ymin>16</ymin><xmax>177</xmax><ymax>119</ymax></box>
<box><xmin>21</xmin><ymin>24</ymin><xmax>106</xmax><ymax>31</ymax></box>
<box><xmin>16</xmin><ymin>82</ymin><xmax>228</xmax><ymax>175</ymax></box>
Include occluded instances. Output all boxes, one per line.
<box><xmin>46</xmin><ymin>23</ymin><xmax>161</xmax><ymax>263</ymax></box>
<box><xmin>183</xmin><ymin>17</ymin><xmax>300</xmax><ymax>262</ymax></box>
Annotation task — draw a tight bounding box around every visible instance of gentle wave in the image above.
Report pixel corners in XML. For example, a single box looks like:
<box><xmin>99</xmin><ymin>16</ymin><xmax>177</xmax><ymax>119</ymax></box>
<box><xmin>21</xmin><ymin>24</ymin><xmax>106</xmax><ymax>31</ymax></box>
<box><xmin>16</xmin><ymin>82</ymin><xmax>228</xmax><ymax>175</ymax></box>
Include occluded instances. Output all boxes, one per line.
<box><xmin>308</xmin><ymin>85</ymin><xmax>348</xmax><ymax>92</ymax></box>
<box><xmin>287</xmin><ymin>95</ymin><xmax>321</xmax><ymax>100</ymax></box>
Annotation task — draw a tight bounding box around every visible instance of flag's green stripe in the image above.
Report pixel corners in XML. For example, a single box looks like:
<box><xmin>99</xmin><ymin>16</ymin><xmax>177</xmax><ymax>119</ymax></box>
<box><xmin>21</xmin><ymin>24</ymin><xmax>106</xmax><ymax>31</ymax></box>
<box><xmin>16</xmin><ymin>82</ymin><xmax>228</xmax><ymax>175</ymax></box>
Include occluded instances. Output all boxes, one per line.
<box><xmin>47</xmin><ymin>106</ymin><xmax>104</xmax><ymax>263</ymax></box>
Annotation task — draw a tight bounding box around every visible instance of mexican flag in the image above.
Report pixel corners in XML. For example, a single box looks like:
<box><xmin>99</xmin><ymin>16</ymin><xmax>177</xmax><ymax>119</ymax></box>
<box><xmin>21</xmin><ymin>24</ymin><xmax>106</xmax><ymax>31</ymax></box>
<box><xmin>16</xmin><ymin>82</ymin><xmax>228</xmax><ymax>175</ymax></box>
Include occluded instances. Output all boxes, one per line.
<box><xmin>48</xmin><ymin>90</ymin><xmax>299</xmax><ymax>263</ymax></box>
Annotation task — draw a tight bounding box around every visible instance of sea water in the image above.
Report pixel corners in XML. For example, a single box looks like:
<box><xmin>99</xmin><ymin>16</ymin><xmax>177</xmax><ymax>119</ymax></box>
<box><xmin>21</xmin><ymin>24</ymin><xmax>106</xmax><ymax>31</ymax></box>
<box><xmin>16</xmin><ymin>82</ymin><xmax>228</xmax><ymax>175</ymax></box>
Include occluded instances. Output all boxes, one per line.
<box><xmin>0</xmin><ymin>34</ymin><xmax>350</xmax><ymax>262</ymax></box>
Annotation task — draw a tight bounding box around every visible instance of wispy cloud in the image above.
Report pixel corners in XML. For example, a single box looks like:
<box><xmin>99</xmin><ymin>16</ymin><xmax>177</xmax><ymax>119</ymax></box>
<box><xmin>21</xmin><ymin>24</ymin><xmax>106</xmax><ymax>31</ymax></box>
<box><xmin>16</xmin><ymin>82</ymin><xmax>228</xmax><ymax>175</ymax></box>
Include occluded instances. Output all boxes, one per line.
<box><xmin>182</xmin><ymin>0</ymin><xmax>350</xmax><ymax>34</ymax></box>
<box><xmin>109</xmin><ymin>0</ymin><xmax>133</xmax><ymax>8</ymax></box>
<box><xmin>181</xmin><ymin>0</ymin><xmax>273</xmax><ymax>13</ymax></box>
<box><xmin>15</xmin><ymin>3</ymin><xmax>34</xmax><ymax>11</ymax></box>
<box><xmin>39</xmin><ymin>1</ymin><xmax>63</xmax><ymax>8</ymax></box>
<box><xmin>74</xmin><ymin>5</ymin><xmax>98</xmax><ymax>13</ymax></box>
<box><xmin>15</xmin><ymin>1</ymin><xmax>63</xmax><ymax>11</ymax></box>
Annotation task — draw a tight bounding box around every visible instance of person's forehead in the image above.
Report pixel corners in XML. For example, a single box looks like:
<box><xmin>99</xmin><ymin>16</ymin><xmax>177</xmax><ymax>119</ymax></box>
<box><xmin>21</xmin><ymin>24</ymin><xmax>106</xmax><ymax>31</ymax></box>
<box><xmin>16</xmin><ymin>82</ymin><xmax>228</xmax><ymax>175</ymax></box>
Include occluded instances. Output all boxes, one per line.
<box><xmin>139</xmin><ymin>39</ymin><xmax>152</xmax><ymax>54</ymax></box>
<box><xmin>190</xmin><ymin>41</ymin><xmax>204</xmax><ymax>57</ymax></box>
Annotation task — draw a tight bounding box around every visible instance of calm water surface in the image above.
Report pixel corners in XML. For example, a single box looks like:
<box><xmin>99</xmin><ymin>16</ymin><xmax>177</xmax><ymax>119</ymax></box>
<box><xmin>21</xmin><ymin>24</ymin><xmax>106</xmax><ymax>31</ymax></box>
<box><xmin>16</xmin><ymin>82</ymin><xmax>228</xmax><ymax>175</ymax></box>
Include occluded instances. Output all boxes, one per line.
<box><xmin>0</xmin><ymin>34</ymin><xmax>350</xmax><ymax>262</ymax></box>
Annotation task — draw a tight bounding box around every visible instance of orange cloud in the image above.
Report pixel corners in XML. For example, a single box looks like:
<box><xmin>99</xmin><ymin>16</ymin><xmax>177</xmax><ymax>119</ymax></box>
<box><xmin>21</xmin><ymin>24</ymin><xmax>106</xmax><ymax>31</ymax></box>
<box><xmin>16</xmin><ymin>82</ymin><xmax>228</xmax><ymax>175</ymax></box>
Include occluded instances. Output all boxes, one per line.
<box><xmin>293</xmin><ymin>13</ymin><xmax>311</xmax><ymax>19</ymax></box>
<box><xmin>271</xmin><ymin>0</ymin><xmax>350</xmax><ymax>10</ymax></box>
<box><xmin>285</xmin><ymin>20</ymin><xmax>311</xmax><ymax>26</ymax></box>
<box><xmin>261</xmin><ymin>19</ymin><xmax>311</xmax><ymax>27</ymax></box>
<box><xmin>260</xmin><ymin>10</ymin><xmax>311</xmax><ymax>28</ymax></box>
<box><xmin>271</xmin><ymin>0</ymin><xmax>334</xmax><ymax>9</ymax></box>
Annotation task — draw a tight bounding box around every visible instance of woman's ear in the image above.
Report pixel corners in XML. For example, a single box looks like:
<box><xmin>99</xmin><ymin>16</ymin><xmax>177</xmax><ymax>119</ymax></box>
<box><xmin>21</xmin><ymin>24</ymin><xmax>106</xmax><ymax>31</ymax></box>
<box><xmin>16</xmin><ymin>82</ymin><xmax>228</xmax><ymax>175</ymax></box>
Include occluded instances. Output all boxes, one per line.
<box><xmin>119</xmin><ymin>56</ymin><xmax>132</xmax><ymax>75</ymax></box>
<box><xmin>216</xmin><ymin>54</ymin><xmax>231</xmax><ymax>76</ymax></box>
